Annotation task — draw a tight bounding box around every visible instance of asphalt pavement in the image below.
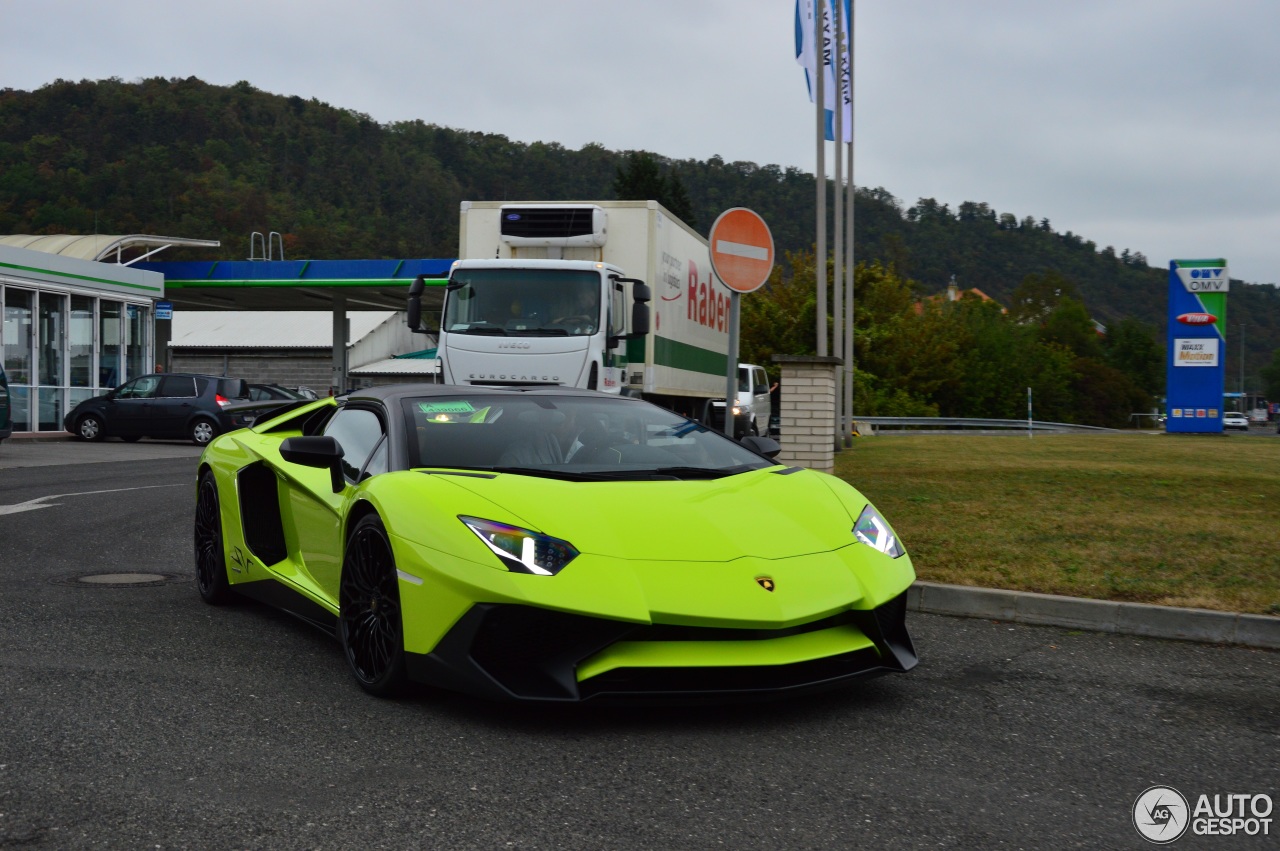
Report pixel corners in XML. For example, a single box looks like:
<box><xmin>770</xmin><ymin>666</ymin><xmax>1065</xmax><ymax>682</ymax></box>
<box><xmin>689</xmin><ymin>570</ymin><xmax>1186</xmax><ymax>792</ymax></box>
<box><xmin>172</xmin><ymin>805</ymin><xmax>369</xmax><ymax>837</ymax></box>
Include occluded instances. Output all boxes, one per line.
<box><xmin>1</xmin><ymin>444</ymin><xmax>1277</xmax><ymax>848</ymax></box>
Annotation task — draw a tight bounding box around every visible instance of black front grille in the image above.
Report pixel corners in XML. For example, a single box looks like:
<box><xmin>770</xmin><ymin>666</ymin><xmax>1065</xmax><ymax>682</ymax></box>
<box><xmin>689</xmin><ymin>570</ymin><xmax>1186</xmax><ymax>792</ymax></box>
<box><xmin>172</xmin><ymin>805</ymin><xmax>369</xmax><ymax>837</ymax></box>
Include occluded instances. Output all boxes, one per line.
<box><xmin>408</xmin><ymin>595</ymin><xmax>916</xmax><ymax>703</ymax></box>
<box><xmin>637</xmin><ymin>610</ymin><xmax>857</xmax><ymax>643</ymax></box>
<box><xmin>579</xmin><ymin>646</ymin><xmax>888</xmax><ymax>701</ymax></box>
<box><xmin>500</xmin><ymin>207</ymin><xmax>597</xmax><ymax>239</ymax></box>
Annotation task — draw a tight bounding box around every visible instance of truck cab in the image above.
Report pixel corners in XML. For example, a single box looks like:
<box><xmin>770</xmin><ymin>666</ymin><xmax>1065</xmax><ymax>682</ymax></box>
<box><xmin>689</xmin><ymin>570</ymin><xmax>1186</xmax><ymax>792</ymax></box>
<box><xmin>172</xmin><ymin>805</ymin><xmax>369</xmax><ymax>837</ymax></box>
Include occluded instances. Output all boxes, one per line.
<box><xmin>435</xmin><ymin>258</ymin><xmax>633</xmax><ymax>391</ymax></box>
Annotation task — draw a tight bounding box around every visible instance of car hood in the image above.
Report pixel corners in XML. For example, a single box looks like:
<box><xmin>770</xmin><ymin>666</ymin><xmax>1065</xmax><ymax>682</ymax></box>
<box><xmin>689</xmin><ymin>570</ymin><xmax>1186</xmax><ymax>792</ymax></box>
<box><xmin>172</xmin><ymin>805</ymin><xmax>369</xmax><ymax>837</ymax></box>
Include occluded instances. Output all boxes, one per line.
<box><xmin>432</xmin><ymin>466</ymin><xmax>862</xmax><ymax>562</ymax></box>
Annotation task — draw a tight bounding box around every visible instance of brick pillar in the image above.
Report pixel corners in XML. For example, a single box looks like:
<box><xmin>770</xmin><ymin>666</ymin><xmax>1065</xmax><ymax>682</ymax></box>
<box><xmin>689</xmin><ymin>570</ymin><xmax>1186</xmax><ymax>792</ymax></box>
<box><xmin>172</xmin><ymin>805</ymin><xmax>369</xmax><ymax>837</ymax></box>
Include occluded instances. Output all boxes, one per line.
<box><xmin>771</xmin><ymin>355</ymin><xmax>843</xmax><ymax>473</ymax></box>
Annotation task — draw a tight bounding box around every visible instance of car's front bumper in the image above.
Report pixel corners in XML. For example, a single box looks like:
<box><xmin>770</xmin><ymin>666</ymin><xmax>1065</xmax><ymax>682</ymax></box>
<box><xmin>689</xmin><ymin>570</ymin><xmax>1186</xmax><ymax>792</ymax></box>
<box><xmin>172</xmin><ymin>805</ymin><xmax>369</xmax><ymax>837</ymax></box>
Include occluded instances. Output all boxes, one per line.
<box><xmin>404</xmin><ymin>591</ymin><xmax>916</xmax><ymax>703</ymax></box>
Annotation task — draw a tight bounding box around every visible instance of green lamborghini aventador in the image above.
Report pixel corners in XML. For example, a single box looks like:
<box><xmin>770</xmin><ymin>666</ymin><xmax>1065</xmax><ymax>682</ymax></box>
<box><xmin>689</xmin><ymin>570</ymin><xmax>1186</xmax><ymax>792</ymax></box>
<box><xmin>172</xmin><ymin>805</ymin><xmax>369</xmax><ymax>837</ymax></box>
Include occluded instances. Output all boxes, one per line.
<box><xmin>195</xmin><ymin>385</ymin><xmax>917</xmax><ymax>702</ymax></box>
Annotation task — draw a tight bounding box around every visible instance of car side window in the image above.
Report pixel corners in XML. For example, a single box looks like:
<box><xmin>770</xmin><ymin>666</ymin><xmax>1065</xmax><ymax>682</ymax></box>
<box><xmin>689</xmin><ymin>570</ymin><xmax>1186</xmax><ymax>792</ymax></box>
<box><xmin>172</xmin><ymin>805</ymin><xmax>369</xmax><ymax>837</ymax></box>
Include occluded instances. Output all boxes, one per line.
<box><xmin>363</xmin><ymin>437</ymin><xmax>388</xmax><ymax>480</ymax></box>
<box><xmin>322</xmin><ymin>407</ymin><xmax>385</xmax><ymax>482</ymax></box>
<box><xmin>117</xmin><ymin>376</ymin><xmax>161</xmax><ymax>399</ymax></box>
<box><xmin>158</xmin><ymin>376</ymin><xmax>197</xmax><ymax>398</ymax></box>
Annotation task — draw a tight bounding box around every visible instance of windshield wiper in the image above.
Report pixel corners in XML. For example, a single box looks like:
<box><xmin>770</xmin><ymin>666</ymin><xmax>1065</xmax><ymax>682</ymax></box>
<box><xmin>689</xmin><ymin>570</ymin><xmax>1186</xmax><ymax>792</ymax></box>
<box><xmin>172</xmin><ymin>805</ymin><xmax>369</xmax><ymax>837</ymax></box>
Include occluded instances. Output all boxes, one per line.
<box><xmin>488</xmin><ymin>466</ymin><xmax>617</xmax><ymax>481</ymax></box>
<box><xmin>647</xmin><ymin>465</ymin><xmax>757</xmax><ymax>480</ymax></box>
<box><xmin>451</xmin><ymin>324</ymin><xmax>508</xmax><ymax>336</ymax></box>
<box><xmin>515</xmin><ymin>327</ymin><xmax>570</xmax><ymax>336</ymax></box>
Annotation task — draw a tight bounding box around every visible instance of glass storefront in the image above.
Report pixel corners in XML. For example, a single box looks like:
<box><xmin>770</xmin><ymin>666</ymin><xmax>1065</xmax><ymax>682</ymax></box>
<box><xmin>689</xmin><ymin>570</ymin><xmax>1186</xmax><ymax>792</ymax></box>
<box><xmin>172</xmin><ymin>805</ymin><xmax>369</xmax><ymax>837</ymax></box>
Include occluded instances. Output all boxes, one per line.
<box><xmin>1</xmin><ymin>286</ymin><xmax>152</xmax><ymax>432</ymax></box>
<box><xmin>3</xmin><ymin>289</ymin><xmax>33</xmax><ymax>433</ymax></box>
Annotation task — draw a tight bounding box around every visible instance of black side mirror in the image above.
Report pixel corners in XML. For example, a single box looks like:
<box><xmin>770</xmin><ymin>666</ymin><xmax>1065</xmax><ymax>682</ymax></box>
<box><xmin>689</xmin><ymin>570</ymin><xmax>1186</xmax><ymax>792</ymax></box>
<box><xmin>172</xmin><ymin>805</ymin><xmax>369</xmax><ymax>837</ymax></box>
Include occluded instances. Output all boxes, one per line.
<box><xmin>280</xmin><ymin>435</ymin><xmax>346</xmax><ymax>493</ymax></box>
<box><xmin>631</xmin><ymin>299</ymin><xmax>650</xmax><ymax>338</ymax></box>
<box><xmin>739</xmin><ymin>435</ymin><xmax>781</xmax><ymax>459</ymax></box>
<box><xmin>407</xmin><ymin>275</ymin><xmax>437</xmax><ymax>334</ymax></box>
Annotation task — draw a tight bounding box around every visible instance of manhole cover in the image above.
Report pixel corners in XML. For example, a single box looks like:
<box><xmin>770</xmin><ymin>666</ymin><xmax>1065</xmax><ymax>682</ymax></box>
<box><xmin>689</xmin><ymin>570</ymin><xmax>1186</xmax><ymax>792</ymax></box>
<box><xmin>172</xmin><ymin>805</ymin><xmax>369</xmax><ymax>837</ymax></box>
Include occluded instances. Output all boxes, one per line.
<box><xmin>54</xmin><ymin>572</ymin><xmax>186</xmax><ymax>588</ymax></box>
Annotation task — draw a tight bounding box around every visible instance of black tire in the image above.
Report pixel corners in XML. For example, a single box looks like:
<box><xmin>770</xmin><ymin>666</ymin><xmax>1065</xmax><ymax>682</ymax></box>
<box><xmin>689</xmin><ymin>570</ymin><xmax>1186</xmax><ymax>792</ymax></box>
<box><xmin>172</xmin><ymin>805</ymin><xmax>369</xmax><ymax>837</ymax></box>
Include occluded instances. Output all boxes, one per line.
<box><xmin>76</xmin><ymin>414</ymin><xmax>105</xmax><ymax>441</ymax></box>
<box><xmin>749</xmin><ymin>418</ymin><xmax>760</xmax><ymax>437</ymax></box>
<box><xmin>194</xmin><ymin>470</ymin><xmax>234</xmax><ymax>605</ymax></box>
<box><xmin>339</xmin><ymin>514</ymin><xmax>407</xmax><ymax>697</ymax></box>
<box><xmin>190</xmin><ymin>418</ymin><xmax>219</xmax><ymax>446</ymax></box>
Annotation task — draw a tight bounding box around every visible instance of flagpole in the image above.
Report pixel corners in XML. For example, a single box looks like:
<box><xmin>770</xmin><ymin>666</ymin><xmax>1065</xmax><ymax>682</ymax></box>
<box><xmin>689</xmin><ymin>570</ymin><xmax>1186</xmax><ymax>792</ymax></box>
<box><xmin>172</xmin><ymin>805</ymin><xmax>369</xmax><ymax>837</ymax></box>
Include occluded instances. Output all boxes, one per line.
<box><xmin>831</xmin><ymin>0</ymin><xmax>844</xmax><ymax>451</ymax></box>
<box><xmin>814</xmin><ymin>0</ymin><xmax>827</xmax><ymax>358</ymax></box>
<box><xmin>844</xmin><ymin>0</ymin><xmax>856</xmax><ymax>447</ymax></box>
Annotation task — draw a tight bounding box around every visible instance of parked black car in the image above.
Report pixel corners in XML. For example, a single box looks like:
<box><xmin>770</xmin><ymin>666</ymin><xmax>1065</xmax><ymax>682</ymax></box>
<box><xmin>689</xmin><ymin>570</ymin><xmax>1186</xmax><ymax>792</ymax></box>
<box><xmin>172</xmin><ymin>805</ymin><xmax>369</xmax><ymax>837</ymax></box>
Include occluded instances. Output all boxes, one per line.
<box><xmin>64</xmin><ymin>373</ymin><xmax>253</xmax><ymax>445</ymax></box>
<box><xmin>248</xmin><ymin>383</ymin><xmax>310</xmax><ymax>402</ymax></box>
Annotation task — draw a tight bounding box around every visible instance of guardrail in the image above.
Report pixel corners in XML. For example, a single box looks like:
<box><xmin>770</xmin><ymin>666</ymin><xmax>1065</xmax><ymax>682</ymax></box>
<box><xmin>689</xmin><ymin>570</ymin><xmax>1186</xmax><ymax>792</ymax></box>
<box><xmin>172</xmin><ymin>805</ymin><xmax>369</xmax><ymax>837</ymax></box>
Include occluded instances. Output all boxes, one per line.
<box><xmin>850</xmin><ymin>417</ymin><xmax>1119</xmax><ymax>434</ymax></box>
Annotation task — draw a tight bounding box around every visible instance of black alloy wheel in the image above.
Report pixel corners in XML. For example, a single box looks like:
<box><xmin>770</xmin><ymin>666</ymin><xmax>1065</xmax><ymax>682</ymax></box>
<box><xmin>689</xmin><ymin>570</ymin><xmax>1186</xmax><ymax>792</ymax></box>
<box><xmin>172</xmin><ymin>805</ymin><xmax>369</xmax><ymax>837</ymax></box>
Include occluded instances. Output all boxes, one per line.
<box><xmin>339</xmin><ymin>514</ymin><xmax>407</xmax><ymax>696</ymax></box>
<box><xmin>194</xmin><ymin>471</ymin><xmax>233</xmax><ymax>605</ymax></box>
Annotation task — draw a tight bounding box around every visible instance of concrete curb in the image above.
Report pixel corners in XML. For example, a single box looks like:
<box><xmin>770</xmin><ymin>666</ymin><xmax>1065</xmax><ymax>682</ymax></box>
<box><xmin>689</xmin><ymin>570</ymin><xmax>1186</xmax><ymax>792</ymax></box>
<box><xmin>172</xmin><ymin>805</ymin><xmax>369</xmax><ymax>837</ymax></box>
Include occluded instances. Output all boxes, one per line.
<box><xmin>907</xmin><ymin>581</ymin><xmax>1279</xmax><ymax>650</ymax></box>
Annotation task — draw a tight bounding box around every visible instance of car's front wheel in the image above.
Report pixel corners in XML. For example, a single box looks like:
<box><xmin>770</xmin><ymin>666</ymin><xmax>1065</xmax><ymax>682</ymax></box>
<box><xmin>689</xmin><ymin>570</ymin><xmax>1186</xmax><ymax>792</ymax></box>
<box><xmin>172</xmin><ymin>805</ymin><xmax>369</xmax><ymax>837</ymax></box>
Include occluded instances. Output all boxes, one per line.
<box><xmin>194</xmin><ymin>470</ymin><xmax>233</xmax><ymax>605</ymax></box>
<box><xmin>76</xmin><ymin>414</ymin><xmax>105</xmax><ymax>441</ymax></box>
<box><xmin>190</xmin><ymin>418</ymin><xmax>218</xmax><ymax>446</ymax></box>
<box><xmin>339</xmin><ymin>514</ymin><xmax>407</xmax><ymax>696</ymax></box>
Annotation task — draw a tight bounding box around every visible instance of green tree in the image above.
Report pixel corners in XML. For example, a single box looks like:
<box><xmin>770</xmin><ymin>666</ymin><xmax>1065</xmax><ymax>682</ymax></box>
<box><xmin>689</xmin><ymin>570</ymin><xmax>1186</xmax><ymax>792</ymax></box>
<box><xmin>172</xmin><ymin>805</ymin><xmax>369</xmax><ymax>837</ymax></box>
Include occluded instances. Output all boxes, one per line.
<box><xmin>1008</xmin><ymin>270</ymin><xmax>1080</xmax><ymax>324</ymax></box>
<box><xmin>612</xmin><ymin>152</ymin><xmax>696</xmax><ymax>226</ymax></box>
<box><xmin>1038</xmin><ymin>296</ymin><xmax>1103</xmax><ymax>360</ymax></box>
<box><xmin>1260</xmin><ymin>348</ymin><xmax>1280</xmax><ymax>400</ymax></box>
<box><xmin>1103</xmin><ymin>317</ymin><xmax>1164</xmax><ymax>395</ymax></box>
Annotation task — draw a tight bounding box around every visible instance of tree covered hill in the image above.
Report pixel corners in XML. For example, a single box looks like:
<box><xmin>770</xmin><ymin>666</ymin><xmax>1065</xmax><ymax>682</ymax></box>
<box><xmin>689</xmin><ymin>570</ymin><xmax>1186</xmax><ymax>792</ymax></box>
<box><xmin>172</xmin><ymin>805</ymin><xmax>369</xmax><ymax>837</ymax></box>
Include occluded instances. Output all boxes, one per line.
<box><xmin>2</xmin><ymin>77</ymin><xmax>1276</xmax><ymax>381</ymax></box>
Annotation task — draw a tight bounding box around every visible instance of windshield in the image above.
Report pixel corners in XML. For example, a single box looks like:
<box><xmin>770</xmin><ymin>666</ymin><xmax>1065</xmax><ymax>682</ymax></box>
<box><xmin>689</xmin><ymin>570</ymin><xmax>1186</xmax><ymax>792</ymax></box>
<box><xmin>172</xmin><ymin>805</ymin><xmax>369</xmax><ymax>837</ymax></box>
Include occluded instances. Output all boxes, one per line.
<box><xmin>402</xmin><ymin>394</ymin><xmax>776</xmax><ymax>480</ymax></box>
<box><xmin>442</xmin><ymin>268</ymin><xmax>601</xmax><ymax>337</ymax></box>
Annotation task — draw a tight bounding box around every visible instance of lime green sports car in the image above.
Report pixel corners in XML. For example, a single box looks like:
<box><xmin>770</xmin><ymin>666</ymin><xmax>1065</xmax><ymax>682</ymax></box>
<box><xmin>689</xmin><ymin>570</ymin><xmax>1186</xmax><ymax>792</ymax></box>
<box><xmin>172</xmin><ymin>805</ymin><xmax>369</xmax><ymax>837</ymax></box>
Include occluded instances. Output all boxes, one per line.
<box><xmin>195</xmin><ymin>386</ymin><xmax>917</xmax><ymax>701</ymax></box>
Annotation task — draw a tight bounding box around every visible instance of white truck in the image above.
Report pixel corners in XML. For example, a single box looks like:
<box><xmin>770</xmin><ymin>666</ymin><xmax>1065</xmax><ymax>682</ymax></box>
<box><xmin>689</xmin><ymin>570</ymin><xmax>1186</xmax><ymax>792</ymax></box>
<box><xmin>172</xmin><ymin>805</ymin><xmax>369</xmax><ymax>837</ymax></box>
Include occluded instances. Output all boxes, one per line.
<box><xmin>407</xmin><ymin>200</ymin><xmax>739</xmax><ymax>423</ymax></box>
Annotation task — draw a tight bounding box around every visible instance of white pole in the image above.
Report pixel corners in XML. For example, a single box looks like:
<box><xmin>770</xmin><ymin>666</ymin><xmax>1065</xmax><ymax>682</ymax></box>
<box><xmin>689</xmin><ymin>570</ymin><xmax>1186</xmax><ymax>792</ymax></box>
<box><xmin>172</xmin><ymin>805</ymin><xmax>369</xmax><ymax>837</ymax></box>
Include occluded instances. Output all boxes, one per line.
<box><xmin>832</xmin><ymin>0</ymin><xmax>844</xmax><ymax>452</ymax></box>
<box><xmin>814</xmin><ymin>0</ymin><xmax>827</xmax><ymax>357</ymax></box>
<box><xmin>1027</xmin><ymin>386</ymin><xmax>1033</xmax><ymax>439</ymax></box>
<box><xmin>844</xmin><ymin>0</ymin><xmax>855</xmax><ymax>447</ymax></box>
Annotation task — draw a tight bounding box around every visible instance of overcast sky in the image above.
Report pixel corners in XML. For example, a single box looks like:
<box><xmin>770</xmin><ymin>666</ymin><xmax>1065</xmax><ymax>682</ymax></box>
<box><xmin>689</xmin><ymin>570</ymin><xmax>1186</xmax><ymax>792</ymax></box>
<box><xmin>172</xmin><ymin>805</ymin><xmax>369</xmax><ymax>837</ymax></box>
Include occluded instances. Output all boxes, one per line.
<box><xmin>5</xmin><ymin>0</ymin><xmax>1278</xmax><ymax>285</ymax></box>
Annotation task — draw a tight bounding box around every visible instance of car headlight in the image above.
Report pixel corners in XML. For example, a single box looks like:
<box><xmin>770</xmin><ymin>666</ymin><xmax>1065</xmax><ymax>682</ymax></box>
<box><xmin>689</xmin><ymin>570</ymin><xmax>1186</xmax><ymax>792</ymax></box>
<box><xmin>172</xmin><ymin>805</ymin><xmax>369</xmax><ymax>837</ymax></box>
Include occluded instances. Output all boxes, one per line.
<box><xmin>459</xmin><ymin>516</ymin><xmax>579</xmax><ymax>576</ymax></box>
<box><xmin>731</xmin><ymin>406</ymin><xmax>742</xmax><ymax>415</ymax></box>
<box><xmin>853</xmin><ymin>505</ymin><xmax>905</xmax><ymax>558</ymax></box>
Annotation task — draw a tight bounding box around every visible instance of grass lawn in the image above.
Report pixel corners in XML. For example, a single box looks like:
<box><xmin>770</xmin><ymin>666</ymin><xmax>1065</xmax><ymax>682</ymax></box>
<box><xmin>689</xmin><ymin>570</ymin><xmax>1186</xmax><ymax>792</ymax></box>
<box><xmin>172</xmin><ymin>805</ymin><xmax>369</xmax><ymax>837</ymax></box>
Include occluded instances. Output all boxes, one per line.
<box><xmin>834</xmin><ymin>431</ymin><xmax>1280</xmax><ymax>615</ymax></box>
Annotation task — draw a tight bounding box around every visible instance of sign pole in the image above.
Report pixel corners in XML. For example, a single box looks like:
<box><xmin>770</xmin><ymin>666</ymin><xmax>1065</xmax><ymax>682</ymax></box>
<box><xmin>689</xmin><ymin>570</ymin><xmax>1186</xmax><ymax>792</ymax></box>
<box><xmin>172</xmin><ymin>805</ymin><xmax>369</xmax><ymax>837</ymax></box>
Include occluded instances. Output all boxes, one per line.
<box><xmin>1027</xmin><ymin>386</ymin><xmax>1033</xmax><ymax>439</ymax></box>
<box><xmin>724</xmin><ymin>293</ymin><xmax>741</xmax><ymax>436</ymax></box>
<box><xmin>707</xmin><ymin>208</ymin><xmax>775</xmax><ymax>439</ymax></box>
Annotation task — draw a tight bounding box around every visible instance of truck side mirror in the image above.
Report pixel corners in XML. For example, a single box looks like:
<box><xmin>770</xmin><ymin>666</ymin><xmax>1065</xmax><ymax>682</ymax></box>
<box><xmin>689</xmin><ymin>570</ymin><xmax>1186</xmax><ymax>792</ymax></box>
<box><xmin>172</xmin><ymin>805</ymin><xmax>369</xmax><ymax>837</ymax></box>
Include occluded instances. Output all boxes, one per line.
<box><xmin>407</xmin><ymin>275</ymin><xmax>436</xmax><ymax>334</ymax></box>
<box><xmin>630</xmin><ymin>281</ymin><xmax>651</xmax><ymax>337</ymax></box>
<box><xmin>631</xmin><ymin>301</ymin><xmax>650</xmax><ymax>338</ymax></box>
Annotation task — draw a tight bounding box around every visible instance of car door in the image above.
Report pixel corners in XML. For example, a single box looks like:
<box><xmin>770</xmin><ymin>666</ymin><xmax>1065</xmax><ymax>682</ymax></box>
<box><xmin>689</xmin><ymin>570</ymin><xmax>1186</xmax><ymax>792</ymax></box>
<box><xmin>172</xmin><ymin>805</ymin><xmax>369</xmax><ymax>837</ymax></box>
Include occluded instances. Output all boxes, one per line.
<box><xmin>153</xmin><ymin>375</ymin><xmax>199</xmax><ymax>437</ymax></box>
<box><xmin>283</xmin><ymin>405</ymin><xmax>388</xmax><ymax>603</ymax></box>
<box><xmin>110</xmin><ymin>375</ymin><xmax>162</xmax><ymax>436</ymax></box>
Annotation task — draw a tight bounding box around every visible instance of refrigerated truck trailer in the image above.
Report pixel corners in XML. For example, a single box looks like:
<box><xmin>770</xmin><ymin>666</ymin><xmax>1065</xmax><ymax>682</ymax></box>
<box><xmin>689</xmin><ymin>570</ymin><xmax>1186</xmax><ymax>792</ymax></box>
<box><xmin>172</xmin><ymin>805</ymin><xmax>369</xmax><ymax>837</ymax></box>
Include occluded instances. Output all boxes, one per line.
<box><xmin>408</xmin><ymin>200</ymin><xmax>735</xmax><ymax>420</ymax></box>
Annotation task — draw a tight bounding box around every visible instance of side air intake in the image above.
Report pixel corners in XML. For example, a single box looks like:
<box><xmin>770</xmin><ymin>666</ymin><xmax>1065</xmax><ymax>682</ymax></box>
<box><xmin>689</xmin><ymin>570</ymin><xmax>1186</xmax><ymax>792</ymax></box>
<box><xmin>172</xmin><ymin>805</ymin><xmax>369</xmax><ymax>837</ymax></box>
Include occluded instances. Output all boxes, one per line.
<box><xmin>499</xmin><ymin>205</ymin><xmax>607</xmax><ymax>248</ymax></box>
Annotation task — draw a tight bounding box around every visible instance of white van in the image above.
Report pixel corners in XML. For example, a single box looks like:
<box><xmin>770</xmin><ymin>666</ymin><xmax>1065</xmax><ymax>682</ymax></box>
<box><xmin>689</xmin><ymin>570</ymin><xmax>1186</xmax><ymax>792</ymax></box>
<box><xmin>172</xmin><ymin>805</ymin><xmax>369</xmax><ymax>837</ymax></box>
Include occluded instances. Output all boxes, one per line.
<box><xmin>710</xmin><ymin>363</ymin><xmax>773</xmax><ymax>437</ymax></box>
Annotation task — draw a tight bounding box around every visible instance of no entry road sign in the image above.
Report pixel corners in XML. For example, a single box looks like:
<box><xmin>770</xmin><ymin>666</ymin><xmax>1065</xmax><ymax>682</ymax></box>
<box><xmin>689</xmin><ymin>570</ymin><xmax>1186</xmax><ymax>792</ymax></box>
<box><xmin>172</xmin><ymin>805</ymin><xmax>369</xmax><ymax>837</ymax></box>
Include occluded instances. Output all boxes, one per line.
<box><xmin>708</xmin><ymin>208</ymin><xmax>774</xmax><ymax>294</ymax></box>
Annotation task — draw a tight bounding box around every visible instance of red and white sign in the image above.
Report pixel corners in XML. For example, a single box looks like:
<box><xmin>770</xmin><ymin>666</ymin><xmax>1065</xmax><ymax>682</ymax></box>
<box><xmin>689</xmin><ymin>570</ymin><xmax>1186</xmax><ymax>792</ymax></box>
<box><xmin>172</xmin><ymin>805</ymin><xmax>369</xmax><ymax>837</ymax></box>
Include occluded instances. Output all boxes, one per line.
<box><xmin>708</xmin><ymin>208</ymin><xmax>774</xmax><ymax>294</ymax></box>
<box><xmin>1176</xmin><ymin>312</ymin><xmax>1218</xmax><ymax>325</ymax></box>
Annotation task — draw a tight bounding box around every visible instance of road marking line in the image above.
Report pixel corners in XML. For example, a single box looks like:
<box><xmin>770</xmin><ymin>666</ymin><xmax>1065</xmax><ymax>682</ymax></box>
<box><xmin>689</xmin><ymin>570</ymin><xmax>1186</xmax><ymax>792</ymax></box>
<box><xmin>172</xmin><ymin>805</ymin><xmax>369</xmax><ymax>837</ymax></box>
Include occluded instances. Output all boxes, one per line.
<box><xmin>0</xmin><ymin>484</ymin><xmax>185</xmax><ymax>516</ymax></box>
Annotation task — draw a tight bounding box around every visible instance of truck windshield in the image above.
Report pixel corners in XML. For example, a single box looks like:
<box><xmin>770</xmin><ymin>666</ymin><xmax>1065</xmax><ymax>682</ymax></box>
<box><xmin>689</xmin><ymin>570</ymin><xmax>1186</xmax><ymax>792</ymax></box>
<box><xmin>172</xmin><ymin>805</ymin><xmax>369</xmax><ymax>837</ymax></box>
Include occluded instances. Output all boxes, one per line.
<box><xmin>443</xmin><ymin>268</ymin><xmax>601</xmax><ymax>337</ymax></box>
